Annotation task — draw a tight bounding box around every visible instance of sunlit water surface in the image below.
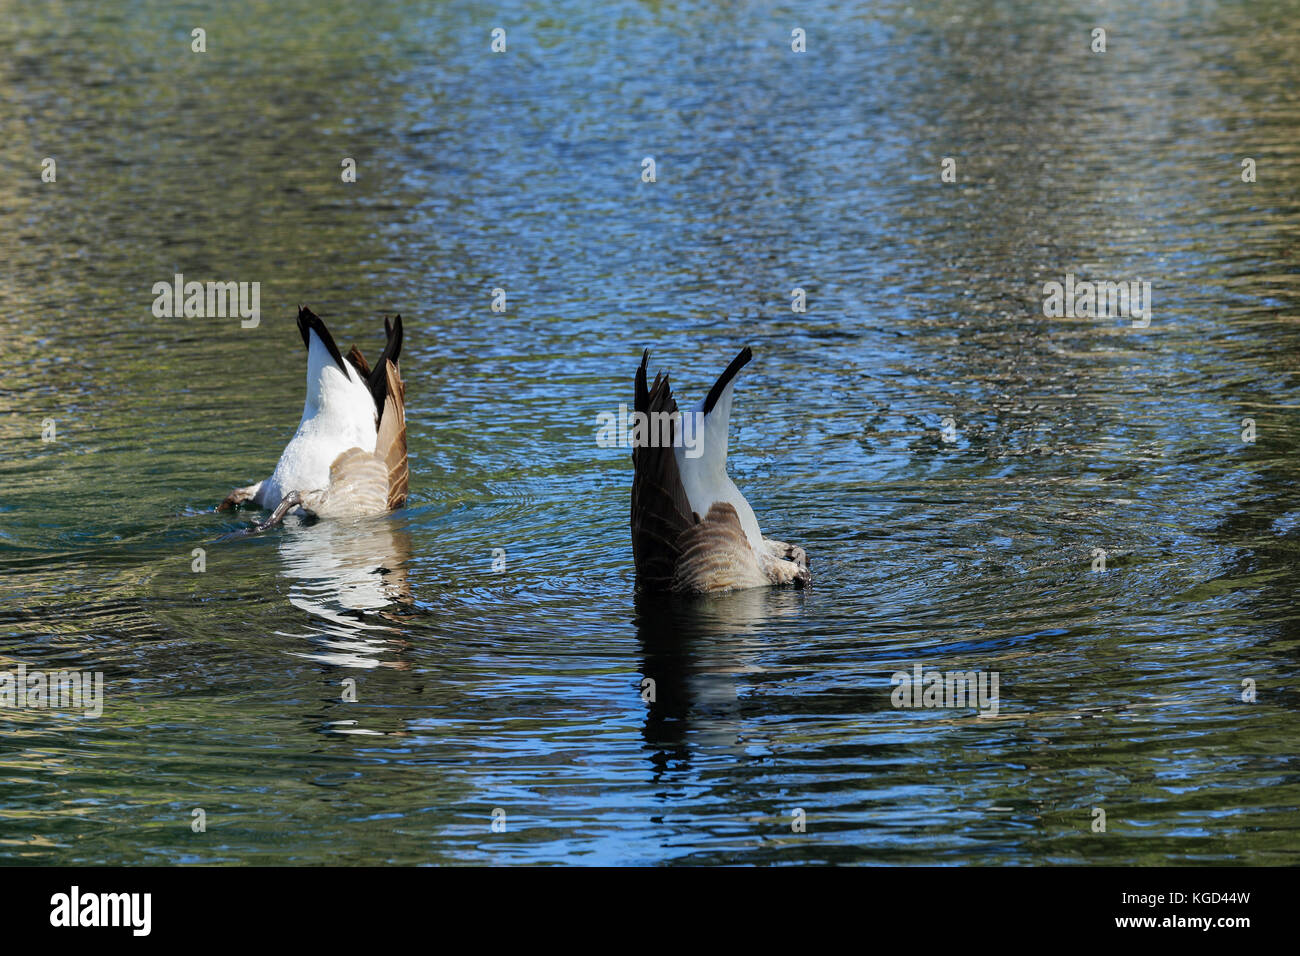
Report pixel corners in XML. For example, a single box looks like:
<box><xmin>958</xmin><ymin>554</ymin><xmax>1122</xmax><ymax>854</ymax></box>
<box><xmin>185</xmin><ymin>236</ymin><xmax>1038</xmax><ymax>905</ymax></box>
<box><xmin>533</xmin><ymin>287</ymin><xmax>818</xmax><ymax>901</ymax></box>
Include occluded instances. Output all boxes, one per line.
<box><xmin>1</xmin><ymin>0</ymin><xmax>1298</xmax><ymax>864</ymax></box>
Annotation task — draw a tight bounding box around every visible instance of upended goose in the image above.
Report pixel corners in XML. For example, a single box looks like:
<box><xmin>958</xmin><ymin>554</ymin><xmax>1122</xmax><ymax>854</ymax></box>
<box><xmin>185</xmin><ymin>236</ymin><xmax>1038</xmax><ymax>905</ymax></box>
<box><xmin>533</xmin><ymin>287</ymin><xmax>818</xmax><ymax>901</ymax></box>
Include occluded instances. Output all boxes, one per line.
<box><xmin>218</xmin><ymin>306</ymin><xmax>408</xmax><ymax>531</ymax></box>
<box><xmin>631</xmin><ymin>347</ymin><xmax>810</xmax><ymax>593</ymax></box>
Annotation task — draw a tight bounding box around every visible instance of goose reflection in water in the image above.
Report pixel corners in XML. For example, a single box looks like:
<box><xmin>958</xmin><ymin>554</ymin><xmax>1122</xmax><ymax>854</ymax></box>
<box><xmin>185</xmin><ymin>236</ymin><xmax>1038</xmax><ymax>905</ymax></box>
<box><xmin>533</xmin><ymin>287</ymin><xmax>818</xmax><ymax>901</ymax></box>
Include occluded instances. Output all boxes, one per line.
<box><xmin>274</xmin><ymin>514</ymin><xmax>415</xmax><ymax>671</ymax></box>
<box><xmin>635</xmin><ymin>587</ymin><xmax>806</xmax><ymax>776</ymax></box>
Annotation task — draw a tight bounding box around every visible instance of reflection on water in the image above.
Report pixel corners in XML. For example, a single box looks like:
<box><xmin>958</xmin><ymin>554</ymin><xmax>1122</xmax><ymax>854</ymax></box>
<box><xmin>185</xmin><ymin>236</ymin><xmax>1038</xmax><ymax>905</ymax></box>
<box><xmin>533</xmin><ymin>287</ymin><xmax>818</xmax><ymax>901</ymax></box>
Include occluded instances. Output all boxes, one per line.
<box><xmin>637</xmin><ymin>588</ymin><xmax>804</xmax><ymax>768</ymax></box>
<box><xmin>276</xmin><ymin>515</ymin><xmax>414</xmax><ymax>671</ymax></box>
<box><xmin>0</xmin><ymin>0</ymin><xmax>1298</xmax><ymax>864</ymax></box>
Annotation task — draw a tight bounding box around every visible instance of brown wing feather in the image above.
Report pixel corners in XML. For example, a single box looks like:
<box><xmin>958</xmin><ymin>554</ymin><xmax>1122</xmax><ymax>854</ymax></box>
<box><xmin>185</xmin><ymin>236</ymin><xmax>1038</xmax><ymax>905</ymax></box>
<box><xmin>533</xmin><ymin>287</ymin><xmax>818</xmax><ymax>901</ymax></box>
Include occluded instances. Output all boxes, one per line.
<box><xmin>376</xmin><ymin>358</ymin><xmax>408</xmax><ymax>509</ymax></box>
<box><xmin>631</xmin><ymin>350</ymin><xmax>697</xmax><ymax>590</ymax></box>
<box><xmin>671</xmin><ymin>502</ymin><xmax>770</xmax><ymax>593</ymax></box>
<box><xmin>303</xmin><ymin>447</ymin><xmax>388</xmax><ymax>517</ymax></box>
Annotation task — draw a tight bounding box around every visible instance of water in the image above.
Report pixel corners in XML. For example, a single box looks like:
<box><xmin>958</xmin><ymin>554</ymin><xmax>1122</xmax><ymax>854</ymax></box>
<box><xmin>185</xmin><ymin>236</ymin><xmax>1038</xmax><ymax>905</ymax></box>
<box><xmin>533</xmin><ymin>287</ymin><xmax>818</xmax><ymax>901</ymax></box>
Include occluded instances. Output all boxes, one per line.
<box><xmin>1</xmin><ymin>0</ymin><xmax>1298</xmax><ymax>865</ymax></box>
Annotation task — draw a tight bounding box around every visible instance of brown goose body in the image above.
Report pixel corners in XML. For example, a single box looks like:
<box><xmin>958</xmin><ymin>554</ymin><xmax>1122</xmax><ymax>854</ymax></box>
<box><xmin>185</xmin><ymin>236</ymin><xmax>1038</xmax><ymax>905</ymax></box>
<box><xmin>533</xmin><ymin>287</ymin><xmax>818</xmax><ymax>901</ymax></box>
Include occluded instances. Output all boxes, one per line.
<box><xmin>630</xmin><ymin>348</ymin><xmax>810</xmax><ymax>594</ymax></box>
<box><xmin>218</xmin><ymin>307</ymin><xmax>408</xmax><ymax>531</ymax></box>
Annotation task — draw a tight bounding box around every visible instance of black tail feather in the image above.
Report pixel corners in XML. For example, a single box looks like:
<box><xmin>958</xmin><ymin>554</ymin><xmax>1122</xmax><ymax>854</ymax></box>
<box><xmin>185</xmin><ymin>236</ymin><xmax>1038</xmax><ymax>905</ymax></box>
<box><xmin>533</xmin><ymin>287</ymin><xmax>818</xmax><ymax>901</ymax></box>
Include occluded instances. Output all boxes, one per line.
<box><xmin>366</xmin><ymin>314</ymin><xmax>403</xmax><ymax>418</ymax></box>
<box><xmin>635</xmin><ymin>348</ymin><xmax>651</xmax><ymax>414</ymax></box>
<box><xmin>297</xmin><ymin>305</ymin><xmax>349</xmax><ymax>376</ymax></box>
<box><xmin>702</xmin><ymin>346</ymin><xmax>753</xmax><ymax>416</ymax></box>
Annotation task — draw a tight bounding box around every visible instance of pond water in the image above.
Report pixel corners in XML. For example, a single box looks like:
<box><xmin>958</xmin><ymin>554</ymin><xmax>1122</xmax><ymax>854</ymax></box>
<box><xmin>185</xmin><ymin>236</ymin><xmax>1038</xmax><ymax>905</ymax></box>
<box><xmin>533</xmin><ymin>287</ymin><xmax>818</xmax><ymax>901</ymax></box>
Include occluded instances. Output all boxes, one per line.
<box><xmin>1</xmin><ymin>0</ymin><xmax>1297</xmax><ymax>864</ymax></box>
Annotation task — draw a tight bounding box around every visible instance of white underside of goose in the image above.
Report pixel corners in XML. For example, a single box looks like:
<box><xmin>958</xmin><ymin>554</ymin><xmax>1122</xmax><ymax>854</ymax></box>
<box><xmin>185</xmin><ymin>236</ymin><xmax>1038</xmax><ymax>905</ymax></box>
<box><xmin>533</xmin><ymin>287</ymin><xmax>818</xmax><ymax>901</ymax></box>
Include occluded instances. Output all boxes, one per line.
<box><xmin>257</xmin><ymin>329</ymin><xmax>377</xmax><ymax>511</ymax></box>
<box><xmin>673</xmin><ymin>379</ymin><xmax>764</xmax><ymax>551</ymax></box>
<box><xmin>218</xmin><ymin>307</ymin><xmax>408</xmax><ymax>533</ymax></box>
<box><xmin>631</xmin><ymin>347</ymin><xmax>810</xmax><ymax>593</ymax></box>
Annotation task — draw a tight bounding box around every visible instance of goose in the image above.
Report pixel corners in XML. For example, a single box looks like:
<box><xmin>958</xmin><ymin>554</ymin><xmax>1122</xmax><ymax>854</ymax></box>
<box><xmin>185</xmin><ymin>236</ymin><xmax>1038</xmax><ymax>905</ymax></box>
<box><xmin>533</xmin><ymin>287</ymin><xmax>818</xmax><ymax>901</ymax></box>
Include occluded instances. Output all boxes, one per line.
<box><xmin>631</xmin><ymin>347</ymin><xmax>810</xmax><ymax>593</ymax></box>
<box><xmin>218</xmin><ymin>306</ymin><xmax>408</xmax><ymax>531</ymax></box>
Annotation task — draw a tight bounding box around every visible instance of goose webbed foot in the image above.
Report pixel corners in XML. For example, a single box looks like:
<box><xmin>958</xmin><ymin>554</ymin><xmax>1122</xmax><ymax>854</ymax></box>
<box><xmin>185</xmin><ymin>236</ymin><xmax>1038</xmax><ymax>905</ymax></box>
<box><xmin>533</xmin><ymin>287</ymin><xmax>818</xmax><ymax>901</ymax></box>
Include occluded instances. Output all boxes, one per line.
<box><xmin>216</xmin><ymin>491</ymin><xmax>304</xmax><ymax>541</ymax></box>
<box><xmin>252</xmin><ymin>491</ymin><xmax>304</xmax><ymax>532</ymax></box>
<box><xmin>765</xmin><ymin>538</ymin><xmax>811</xmax><ymax>588</ymax></box>
<box><xmin>216</xmin><ymin>481</ymin><xmax>262</xmax><ymax>512</ymax></box>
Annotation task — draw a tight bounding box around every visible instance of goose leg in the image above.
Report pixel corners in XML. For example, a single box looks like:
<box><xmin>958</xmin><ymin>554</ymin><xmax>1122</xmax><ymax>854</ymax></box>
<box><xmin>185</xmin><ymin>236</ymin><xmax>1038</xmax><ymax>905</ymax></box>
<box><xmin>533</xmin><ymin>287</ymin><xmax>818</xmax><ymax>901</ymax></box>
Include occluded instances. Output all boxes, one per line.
<box><xmin>252</xmin><ymin>491</ymin><xmax>304</xmax><ymax>532</ymax></box>
<box><xmin>764</xmin><ymin>538</ymin><xmax>811</xmax><ymax>588</ymax></box>
<box><xmin>215</xmin><ymin>491</ymin><xmax>303</xmax><ymax>541</ymax></box>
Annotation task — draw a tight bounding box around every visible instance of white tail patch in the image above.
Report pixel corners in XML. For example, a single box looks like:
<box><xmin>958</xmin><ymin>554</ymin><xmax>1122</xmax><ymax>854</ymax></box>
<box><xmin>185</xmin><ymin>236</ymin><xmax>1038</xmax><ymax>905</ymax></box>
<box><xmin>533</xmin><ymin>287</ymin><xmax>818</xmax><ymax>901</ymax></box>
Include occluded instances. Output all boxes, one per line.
<box><xmin>262</xmin><ymin>327</ymin><xmax>378</xmax><ymax>506</ymax></box>
<box><xmin>674</xmin><ymin>373</ymin><xmax>763</xmax><ymax>549</ymax></box>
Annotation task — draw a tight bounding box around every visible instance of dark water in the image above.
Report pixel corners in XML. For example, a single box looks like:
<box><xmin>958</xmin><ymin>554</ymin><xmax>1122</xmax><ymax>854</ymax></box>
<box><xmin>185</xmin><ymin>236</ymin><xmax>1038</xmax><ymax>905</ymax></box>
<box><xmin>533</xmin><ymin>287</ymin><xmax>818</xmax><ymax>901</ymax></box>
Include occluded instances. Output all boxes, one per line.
<box><xmin>1</xmin><ymin>0</ymin><xmax>1298</xmax><ymax>864</ymax></box>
